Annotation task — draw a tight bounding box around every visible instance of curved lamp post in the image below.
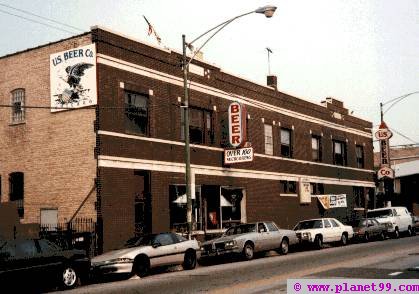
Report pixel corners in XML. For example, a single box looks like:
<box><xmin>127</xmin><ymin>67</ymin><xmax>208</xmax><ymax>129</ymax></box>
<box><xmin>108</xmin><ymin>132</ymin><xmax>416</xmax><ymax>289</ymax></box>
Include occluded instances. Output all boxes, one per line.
<box><xmin>182</xmin><ymin>5</ymin><xmax>277</xmax><ymax>238</ymax></box>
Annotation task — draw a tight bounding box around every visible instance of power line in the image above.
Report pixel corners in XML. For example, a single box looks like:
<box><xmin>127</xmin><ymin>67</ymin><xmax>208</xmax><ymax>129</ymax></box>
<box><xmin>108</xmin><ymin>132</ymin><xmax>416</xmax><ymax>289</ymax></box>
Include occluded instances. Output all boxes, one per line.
<box><xmin>0</xmin><ymin>8</ymin><xmax>77</xmax><ymax>35</ymax></box>
<box><xmin>0</xmin><ymin>3</ymin><xmax>84</xmax><ymax>32</ymax></box>
<box><xmin>389</xmin><ymin>127</ymin><xmax>418</xmax><ymax>145</ymax></box>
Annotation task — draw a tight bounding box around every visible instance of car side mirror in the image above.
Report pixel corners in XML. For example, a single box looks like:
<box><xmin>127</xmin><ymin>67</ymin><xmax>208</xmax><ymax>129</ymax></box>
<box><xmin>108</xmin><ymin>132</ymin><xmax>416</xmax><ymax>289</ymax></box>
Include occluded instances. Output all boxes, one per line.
<box><xmin>152</xmin><ymin>242</ymin><xmax>161</xmax><ymax>248</ymax></box>
<box><xmin>259</xmin><ymin>228</ymin><xmax>266</xmax><ymax>233</ymax></box>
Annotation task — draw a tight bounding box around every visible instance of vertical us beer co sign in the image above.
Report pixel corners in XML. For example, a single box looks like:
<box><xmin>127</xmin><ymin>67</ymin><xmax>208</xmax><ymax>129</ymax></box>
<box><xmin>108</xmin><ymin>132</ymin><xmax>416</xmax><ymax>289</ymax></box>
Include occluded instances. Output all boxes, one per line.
<box><xmin>50</xmin><ymin>44</ymin><xmax>97</xmax><ymax>112</ymax></box>
<box><xmin>228</xmin><ymin>102</ymin><xmax>247</xmax><ymax>147</ymax></box>
<box><xmin>224</xmin><ymin>102</ymin><xmax>253</xmax><ymax>164</ymax></box>
<box><xmin>375</xmin><ymin>121</ymin><xmax>394</xmax><ymax>179</ymax></box>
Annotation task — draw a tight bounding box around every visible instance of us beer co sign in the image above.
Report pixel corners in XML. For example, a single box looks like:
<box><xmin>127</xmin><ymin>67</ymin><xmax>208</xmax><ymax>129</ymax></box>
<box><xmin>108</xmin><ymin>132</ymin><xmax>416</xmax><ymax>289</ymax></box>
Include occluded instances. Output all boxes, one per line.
<box><xmin>375</xmin><ymin>121</ymin><xmax>394</xmax><ymax>179</ymax></box>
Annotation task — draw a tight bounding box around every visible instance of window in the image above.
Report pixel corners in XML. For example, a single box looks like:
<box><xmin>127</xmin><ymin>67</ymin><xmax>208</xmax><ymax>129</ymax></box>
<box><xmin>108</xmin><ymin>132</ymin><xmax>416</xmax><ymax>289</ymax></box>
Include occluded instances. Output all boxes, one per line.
<box><xmin>124</xmin><ymin>91</ymin><xmax>148</xmax><ymax>135</ymax></box>
<box><xmin>324</xmin><ymin>220</ymin><xmax>332</xmax><ymax>228</ymax></box>
<box><xmin>9</xmin><ymin>172</ymin><xmax>24</xmax><ymax>218</ymax></box>
<box><xmin>311</xmin><ymin>136</ymin><xmax>321</xmax><ymax>162</ymax></box>
<box><xmin>154</xmin><ymin>233</ymin><xmax>174</xmax><ymax>246</ymax></box>
<box><xmin>265</xmin><ymin>222</ymin><xmax>278</xmax><ymax>231</ymax></box>
<box><xmin>280</xmin><ymin>128</ymin><xmax>292</xmax><ymax>157</ymax></box>
<box><xmin>310</xmin><ymin>183</ymin><xmax>324</xmax><ymax>195</ymax></box>
<box><xmin>11</xmin><ymin>89</ymin><xmax>25</xmax><ymax>124</ymax></box>
<box><xmin>40</xmin><ymin>209</ymin><xmax>58</xmax><ymax>231</ymax></box>
<box><xmin>181</xmin><ymin>107</ymin><xmax>213</xmax><ymax>145</ymax></box>
<box><xmin>330</xmin><ymin>219</ymin><xmax>339</xmax><ymax>227</ymax></box>
<box><xmin>333</xmin><ymin>140</ymin><xmax>346</xmax><ymax>166</ymax></box>
<box><xmin>16</xmin><ymin>240</ymin><xmax>38</xmax><ymax>257</ymax></box>
<box><xmin>353</xmin><ymin>186</ymin><xmax>365</xmax><ymax>208</ymax></box>
<box><xmin>264</xmin><ymin>124</ymin><xmax>273</xmax><ymax>155</ymax></box>
<box><xmin>258</xmin><ymin>223</ymin><xmax>267</xmax><ymax>233</ymax></box>
<box><xmin>356</xmin><ymin>145</ymin><xmax>364</xmax><ymax>168</ymax></box>
<box><xmin>280</xmin><ymin>180</ymin><xmax>297</xmax><ymax>194</ymax></box>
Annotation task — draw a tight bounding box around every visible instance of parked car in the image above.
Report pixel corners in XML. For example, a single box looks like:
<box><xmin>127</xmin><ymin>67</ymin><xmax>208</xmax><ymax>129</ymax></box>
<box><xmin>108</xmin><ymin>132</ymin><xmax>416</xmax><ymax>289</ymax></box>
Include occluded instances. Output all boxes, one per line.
<box><xmin>0</xmin><ymin>238</ymin><xmax>90</xmax><ymax>290</ymax></box>
<box><xmin>353</xmin><ymin>218</ymin><xmax>387</xmax><ymax>242</ymax></box>
<box><xmin>410</xmin><ymin>213</ymin><xmax>419</xmax><ymax>235</ymax></box>
<box><xmin>367</xmin><ymin>207</ymin><xmax>414</xmax><ymax>238</ymax></box>
<box><xmin>91</xmin><ymin>232</ymin><xmax>200</xmax><ymax>278</ymax></box>
<box><xmin>200</xmin><ymin>221</ymin><xmax>298</xmax><ymax>261</ymax></box>
<box><xmin>294</xmin><ymin>218</ymin><xmax>354</xmax><ymax>249</ymax></box>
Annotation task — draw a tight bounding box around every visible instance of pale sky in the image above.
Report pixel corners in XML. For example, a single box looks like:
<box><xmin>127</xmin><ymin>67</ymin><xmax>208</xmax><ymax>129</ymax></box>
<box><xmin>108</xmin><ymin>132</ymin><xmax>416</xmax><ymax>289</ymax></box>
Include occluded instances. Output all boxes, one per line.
<box><xmin>1</xmin><ymin>0</ymin><xmax>418</xmax><ymax>148</ymax></box>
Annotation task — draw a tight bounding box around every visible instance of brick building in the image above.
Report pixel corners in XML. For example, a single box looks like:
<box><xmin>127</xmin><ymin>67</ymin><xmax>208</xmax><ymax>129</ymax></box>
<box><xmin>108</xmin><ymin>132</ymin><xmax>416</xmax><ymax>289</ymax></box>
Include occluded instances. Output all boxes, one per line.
<box><xmin>0</xmin><ymin>26</ymin><xmax>375</xmax><ymax>252</ymax></box>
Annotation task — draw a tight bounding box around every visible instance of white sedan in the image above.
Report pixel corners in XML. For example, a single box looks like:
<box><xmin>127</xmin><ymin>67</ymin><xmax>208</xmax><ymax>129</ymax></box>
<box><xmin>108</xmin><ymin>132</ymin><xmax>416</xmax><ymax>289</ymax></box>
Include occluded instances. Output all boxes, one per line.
<box><xmin>91</xmin><ymin>232</ymin><xmax>200</xmax><ymax>278</ymax></box>
<box><xmin>294</xmin><ymin>218</ymin><xmax>354</xmax><ymax>249</ymax></box>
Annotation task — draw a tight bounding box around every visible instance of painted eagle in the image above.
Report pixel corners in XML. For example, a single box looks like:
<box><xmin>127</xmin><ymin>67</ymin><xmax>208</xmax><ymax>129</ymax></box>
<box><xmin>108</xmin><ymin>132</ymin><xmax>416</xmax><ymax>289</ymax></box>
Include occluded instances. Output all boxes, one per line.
<box><xmin>65</xmin><ymin>62</ymin><xmax>94</xmax><ymax>88</ymax></box>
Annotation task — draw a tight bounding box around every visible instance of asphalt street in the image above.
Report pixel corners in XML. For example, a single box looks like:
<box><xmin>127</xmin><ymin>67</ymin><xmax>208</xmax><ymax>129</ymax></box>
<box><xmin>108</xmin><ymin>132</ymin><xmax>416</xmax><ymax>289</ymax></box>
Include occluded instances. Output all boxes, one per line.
<box><xmin>62</xmin><ymin>235</ymin><xmax>419</xmax><ymax>294</ymax></box>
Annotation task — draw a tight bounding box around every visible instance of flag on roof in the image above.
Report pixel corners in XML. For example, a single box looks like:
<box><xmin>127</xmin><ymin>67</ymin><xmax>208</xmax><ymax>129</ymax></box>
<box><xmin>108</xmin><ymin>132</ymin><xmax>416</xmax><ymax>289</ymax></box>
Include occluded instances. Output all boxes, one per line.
<box><xmin>143</xmin><ymin>15</ymin><xmax>162</xmax><ymax>44</ymax></box>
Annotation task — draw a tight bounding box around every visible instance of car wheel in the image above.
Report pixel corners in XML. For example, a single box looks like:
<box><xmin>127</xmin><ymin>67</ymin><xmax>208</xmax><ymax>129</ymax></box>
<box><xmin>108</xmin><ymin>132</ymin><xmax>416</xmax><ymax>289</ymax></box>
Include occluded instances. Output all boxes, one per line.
<box><xmin>394</xmin><ymin>228</ymin><xmax>400</xmax><ymax>239</ymax></box>
<box><xmin>407</xmin><ymin>226</ymin><xmax>413</xmax><ymax>237</ymax></box>
<box><xmin>314</xmin><ymin>235</ymin><xmax>323</xmax><ymax>249</ymax></box>
<box><xmin>183</xmin><ymin>250</ymin><xmax>197</xmax><ymax>270</ymax></box>
<box><xmin>341</xmin><ymin>233</ymin><xmax>348</xmax><ymax>246</ymax></box>
<box><xmin>364</xmin><ymin>232</ymin><xmax>369</xmax><ymax>242</ymax></box>
<box><xmin>242</xmin><ymin>242</ymin><xmax>254</xmax><ymax>260</ymax></box>
<box><xmin>379</xmin><ymin>231</ymin><xmax>386</xmax><ymax>240</ymax></box>
<box><xmin>133</xmin><ymin>255</ymin><xmax>150</xmax><ymax>277</ymax></box>
<box><xmin>278</xmin><ymin>238</ymin><xmax>289</xmax><ymax>255</ymax></box>
<box><xmin>61</xmin><ymin>264</ymin><xmax>79</xmax><ymax>289</ymax></box>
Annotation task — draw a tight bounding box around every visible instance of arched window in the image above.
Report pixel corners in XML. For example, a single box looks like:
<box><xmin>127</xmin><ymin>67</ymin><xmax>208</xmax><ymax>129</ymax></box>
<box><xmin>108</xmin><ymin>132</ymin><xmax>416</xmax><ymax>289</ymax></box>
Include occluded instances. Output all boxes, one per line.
<box><xmin>11</xmin><ymin>89</ymin><xmax>25</xmax><ymax>124</ymax></box>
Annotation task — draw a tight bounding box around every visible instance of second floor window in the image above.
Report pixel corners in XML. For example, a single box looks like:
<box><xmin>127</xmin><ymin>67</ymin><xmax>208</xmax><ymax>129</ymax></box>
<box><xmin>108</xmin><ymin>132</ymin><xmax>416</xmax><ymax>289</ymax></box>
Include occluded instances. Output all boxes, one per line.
<box><xmin>280</xmin><ymin>180</ymin><xmax>297</xmax><ymax>194</ymax></box>
<box><xmin>280</xmin><ymin>128</ymin><xmax>292</xmax><ymax>158</ymax></box>
<box><xmin>264</xmin><ymin>124</ymin><xmax>273</xmax><ymax>155</ymax></box>
<box><xmin>182</xmin><ymin>107</ymin><xmax>213</xmax><ymax>145</ymax></box>
<box><xmin>11</xmin><ymin>89</ymin><xmax>25</xmax><ymax>124</ymax></box>
<box><xmin>356</xmin><ymin>145</ymin><xmax>364</xmax><ymax>168</ymax></box>
<box><xmin>311</xmin><ymin>136</ymin><xmax>321</xmax><ymax>162</ymax></box>
<box><xmin>124</xmin><ymin>91</ymin><xmax>148</xmax><ymax>135</ymax></box>
<box><xmin>333</xmin><ymin>140</ymin><xmax>346</xmax><ymax>166</ymax></box>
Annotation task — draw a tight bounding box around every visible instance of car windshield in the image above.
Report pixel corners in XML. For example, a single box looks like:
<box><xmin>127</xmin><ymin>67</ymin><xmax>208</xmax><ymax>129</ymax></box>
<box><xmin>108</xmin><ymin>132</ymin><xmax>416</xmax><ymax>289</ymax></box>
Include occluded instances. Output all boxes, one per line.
<box><xmin>294</xmin><ymin>220</ymin><xmax>323</xmax><ymax>230</ymax></box>
<box><xmin>123</xmin><ymin>235</ymin><xmax>156</xmax><ymax>248</ymax></box>
<box><xmin>224</xmin><ymin>224</ymin><xmax>256</xmax><ymax>236</ymax></box>
<box><xmin>355</xmin><ymin>219</ymin><xmax>367</xmax><ymax>227</ymax></box>
<box><xmin>367</xmin><ymin>209</ymin><xmax>392</xmax><ymax>218</ymax></box>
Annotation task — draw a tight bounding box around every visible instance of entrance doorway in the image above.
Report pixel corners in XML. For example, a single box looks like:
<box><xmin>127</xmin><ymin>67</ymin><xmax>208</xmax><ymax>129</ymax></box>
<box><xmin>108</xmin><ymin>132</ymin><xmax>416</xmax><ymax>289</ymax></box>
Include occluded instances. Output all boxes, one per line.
<box><xmin>134</xmin><ymin>171</ymin><xmax>152</xmax><ymax>236</ymax></box>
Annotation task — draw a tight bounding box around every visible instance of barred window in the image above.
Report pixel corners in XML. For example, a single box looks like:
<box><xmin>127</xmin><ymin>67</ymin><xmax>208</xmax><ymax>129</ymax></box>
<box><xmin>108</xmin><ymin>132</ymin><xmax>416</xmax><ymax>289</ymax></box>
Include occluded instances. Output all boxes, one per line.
<box><xmin>11</xmin><ymin>89</ymin><xmax>25</xmax><ymax>124</ymax></box>
<box><xmin>356</xmin><ymin>145</ymin><xmax>364</xmax><ymax>168</ymax></box>
<box><xmin>264</xmin><ymin>124</ymin><xmax>273</xmax><ymax>155</ymax></box>
<box><xmin>280</xmin><ymin>128</ymin><xmax>292</xmax><ymax>158</ymax></box>
<box><xmin>124</xmin><ymin>91</ymin><xmax>148</xmax><ymax>135</ymax></box>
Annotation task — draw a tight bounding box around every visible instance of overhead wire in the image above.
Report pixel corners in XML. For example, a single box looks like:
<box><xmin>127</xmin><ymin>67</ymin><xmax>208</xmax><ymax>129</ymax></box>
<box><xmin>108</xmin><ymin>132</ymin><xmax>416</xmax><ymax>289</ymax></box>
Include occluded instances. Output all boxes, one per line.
<box><xmin>0</xmin><ymin>2</ymin><xmax>84</xmax><ymax>32</ymax></box>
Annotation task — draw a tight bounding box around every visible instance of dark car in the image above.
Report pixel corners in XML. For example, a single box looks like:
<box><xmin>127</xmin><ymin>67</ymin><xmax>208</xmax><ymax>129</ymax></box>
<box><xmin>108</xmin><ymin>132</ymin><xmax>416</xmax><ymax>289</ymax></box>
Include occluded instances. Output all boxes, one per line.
<box><xmin>353</xmin><ymin>218</ymin><xmax>387</xmax><ymax>242</ymax></box>
<box><xmin>0</xmin><ymin>238</ymin><xmax>90</xmax><ymax>290</ymax></box>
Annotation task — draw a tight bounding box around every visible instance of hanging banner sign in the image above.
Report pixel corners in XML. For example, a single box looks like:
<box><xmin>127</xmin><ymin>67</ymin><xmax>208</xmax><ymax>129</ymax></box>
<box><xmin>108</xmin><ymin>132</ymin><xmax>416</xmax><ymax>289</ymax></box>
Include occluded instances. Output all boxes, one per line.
<box><xmin>50</xmin><ymin>44</ymin><xmax>97</xmax><ymax>112</ymax></box>
<box><xmin>224</xmin><ymin>147</ymin><xmax>253</xmax><ymax>164</ymax></box>
<box><xmin>228</xmin><ymin>102</ymin><xmax>247</xmax><ymax>147</ymax></box>
<box><xmin>317</xmin><ymin>194</ymin><xmax>347</xmax><ymax>209</ymax></box>
<box><xmin>299</xmin><ymin>179</ymin><xmax>311</xmax><ymax>204</ymax></box>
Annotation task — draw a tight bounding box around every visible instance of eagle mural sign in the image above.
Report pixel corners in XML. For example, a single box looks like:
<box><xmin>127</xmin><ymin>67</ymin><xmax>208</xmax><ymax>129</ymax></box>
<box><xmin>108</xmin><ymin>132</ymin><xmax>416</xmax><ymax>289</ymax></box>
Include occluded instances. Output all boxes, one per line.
<box><xmin>50</xmin><ymin>44</ymin><xmax>97</xmax><ymax>112</ymax></box>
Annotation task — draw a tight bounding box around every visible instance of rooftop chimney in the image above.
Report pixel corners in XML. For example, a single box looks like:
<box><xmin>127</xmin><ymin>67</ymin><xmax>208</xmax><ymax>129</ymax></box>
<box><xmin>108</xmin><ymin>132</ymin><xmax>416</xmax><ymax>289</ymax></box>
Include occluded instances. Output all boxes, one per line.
<box><xmin>267</xmin><ymin>75</ymin><xmax>277</xmax><ymax>90</ymax></box>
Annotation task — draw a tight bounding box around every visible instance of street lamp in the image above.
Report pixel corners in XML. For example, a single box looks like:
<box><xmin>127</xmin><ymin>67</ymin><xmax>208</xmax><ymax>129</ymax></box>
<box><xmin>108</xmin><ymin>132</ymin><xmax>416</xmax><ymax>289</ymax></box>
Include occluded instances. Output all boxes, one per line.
<box><xmin>182</xmin><ymin>5</ymin><xmax>277</xmax><ymax>238</ymax></box>
<box><xmin>377</xmin><ymin>91</ymin><xmax>419</xmax><ymax>207</ymax></box>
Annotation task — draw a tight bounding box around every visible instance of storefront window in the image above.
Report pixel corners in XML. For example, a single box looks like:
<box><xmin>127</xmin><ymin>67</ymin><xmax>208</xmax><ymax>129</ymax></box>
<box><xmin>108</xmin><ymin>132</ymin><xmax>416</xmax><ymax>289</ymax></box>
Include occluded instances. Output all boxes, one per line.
<box><xmin>169</xmin><ymin>185</ymin><xmax>202</xmax><ymax>232</ymax></box>
<box><xmin>220</xmin><ymin>187</ymin><xmax>243</xmax><ymax>229</ymax></box>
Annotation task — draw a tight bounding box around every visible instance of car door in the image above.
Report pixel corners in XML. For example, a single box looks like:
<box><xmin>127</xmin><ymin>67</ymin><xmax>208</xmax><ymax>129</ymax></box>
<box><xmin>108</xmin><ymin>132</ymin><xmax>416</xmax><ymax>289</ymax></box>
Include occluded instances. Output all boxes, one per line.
<box><xmin>170</xmin><ymin>233</ymin><xmax>189</xmax><ymax>265</ymax></box>
<box><xmin>149</xmin><ymin>233</ymin><xmax>179</xmax><ymax>268</ymax></box>
<box><xmin>329</xmin><ymin>219</ymin><xmax>343</xmax><ymax>241</ymax></box>
<box><xmin>36</xmin><ymin>239</ymin><xmax>64</xmax><ymax>279</ymax></box>
<box><xmin>14</xmin><ymin>240</ymin><xmax>44</xmax><ymax>282</ymax></box>
<box><xmin>264</xmin><ymin>222</ymin><xmax>282</xmax><ymax>250</ymax></box>
<box><xmin>323</xmin><ymin>219</ymin><xmax>336</xmax><ymax>242</ymax></box>
<box><xmin>0</xmin><ymin>241</ymin><xmax>19</xmax><ymax>282</ymax></box>
<box><xmin>255</xmin><ymin>223</ymin><xmax>270</xmax><ymax>251</ymax></box>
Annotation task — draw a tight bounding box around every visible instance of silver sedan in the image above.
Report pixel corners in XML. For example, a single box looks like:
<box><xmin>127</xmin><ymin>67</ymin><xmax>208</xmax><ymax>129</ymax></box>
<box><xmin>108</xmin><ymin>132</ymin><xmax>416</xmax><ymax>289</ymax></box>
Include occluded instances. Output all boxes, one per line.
<box><xmin>200</xmin><ymin>221</ymin><xmax>298</xmax><ymax>261</ymax></box>
<box><xmin>91</xmin><ymin>232</ymin><xmax>200</xmax><ymax>278</ymax></box>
